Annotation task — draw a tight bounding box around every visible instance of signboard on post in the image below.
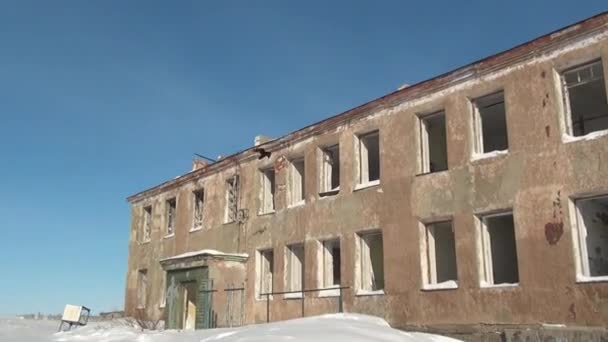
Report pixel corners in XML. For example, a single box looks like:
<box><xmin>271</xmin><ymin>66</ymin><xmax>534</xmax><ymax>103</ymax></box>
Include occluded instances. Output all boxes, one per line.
<box><xmin>58</xmin><ymin>305</ymin><xmax>90</xmax><ymax>331</ymax></box>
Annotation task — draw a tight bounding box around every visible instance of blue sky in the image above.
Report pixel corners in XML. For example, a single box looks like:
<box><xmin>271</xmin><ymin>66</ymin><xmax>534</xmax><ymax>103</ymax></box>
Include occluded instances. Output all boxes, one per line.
<box><xmin>0</xmin><ymin>1</ymin><xmax>605</xmax><ymax>315</ymax></box>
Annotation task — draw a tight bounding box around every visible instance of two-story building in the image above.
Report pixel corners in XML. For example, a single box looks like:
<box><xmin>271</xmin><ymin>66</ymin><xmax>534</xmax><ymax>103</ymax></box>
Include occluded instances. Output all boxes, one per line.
<box><xmin>125</xmin><ymin>12</ymin><xmax>608</xmax><ymax>337</ymax></box>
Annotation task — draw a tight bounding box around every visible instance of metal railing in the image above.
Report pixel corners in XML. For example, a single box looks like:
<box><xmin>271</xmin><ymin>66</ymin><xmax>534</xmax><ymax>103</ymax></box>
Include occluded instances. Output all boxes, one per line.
<box><xmin>260</xmin><ymin>286</ymin><xmax>350</xmax><ymax>323</ymax></box>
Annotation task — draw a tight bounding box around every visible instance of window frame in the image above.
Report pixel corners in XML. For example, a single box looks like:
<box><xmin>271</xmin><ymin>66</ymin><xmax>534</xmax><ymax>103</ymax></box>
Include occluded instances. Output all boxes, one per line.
<box><xmin>137</xmin><ymin>269</ymin><xmax>148</xmax><ymax>309</ymax></box>
<box><xmin>419</xmin><ymin>220</ymin><xmax>458</xmax><ymax>290</ymax></box>
<box><xmin>288</xmin><ymin>158</ymin><xmax>306</xmax><ymax>207</ymax></box>
<box><xmin>224</xmin><ymin>176</ymin><xmax>239</xmax><ymax>223</ymax></box>
<box><xmin>256</xmin><ymin>248</ymin><xmax>274</xmax><ymax>299</ymax></box>
<box><xmin>165</xmin><ymin>198</ymin><xmax>177</xmax><ymax>237</ymax></box>
<box><xmin>319</xmin><ymin>144</ymin><xmax>340</xmax><ymax>196</ymax></box>
<box><xmin>191</xmin><ymin>188</ymin><xmax>205</xmax><ymax>231</ymax></box>
<box><xmin>570</xmin><ymin>194</ymin><xmax>608</xmax><ymax>282</ymax></box>
<box><xmin>141</xmin><ymin>205</ymin><xmax>152</xmax><ymax>243</ymax></box>
<box><xmin>259</xmin><ymin>168</ymin><xmax>276</xmax><ymax>215</ymax></box>
<box><xmin>356</xmin><ymin>230</ymin><xmax>385</xmax><ymax>295</ymax></box>
<box><xmin>417</xmin><ymin>111</ymin><xmax>448</xmax><ymax>174</ymax></box>
<box><xmin>471</xmin><ymin>91</ymin><xmax>509</xmax><ymax>158</ymax></box>
<box><xmin>355</xmin><ymin>130</ymin><xmax>380</xmax><ymax>189</ymax></box>
<box><xmin>284</xmin><ymin>243</ymin><xmax>305</xmax><ymax>298</ymax></box>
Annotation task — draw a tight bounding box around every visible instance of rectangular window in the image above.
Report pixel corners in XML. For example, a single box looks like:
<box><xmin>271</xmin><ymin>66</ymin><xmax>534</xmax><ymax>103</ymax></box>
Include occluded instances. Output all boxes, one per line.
<box><xmin>224</xmin><ymin>176</ymin><xmax>239</xmax><ymax>223</ymax></box>
<box><xmin>289</xmin><ymin>158</ymin><xmax>305</xmax><ymax>206</ymax></box>
<box><xmin>357</xmin><ymin>131</ymin><xmax>380</xmax><ymax>185</ymax></box>
<box><xmin>160</xmin><ymin>272</ymin><xmax>167</xmax><ymax>308</ymax></box>
<box><xmin>142</xmin><ymin>206</ymin><xmax>152</xmax><ymax>242</ymax></box>
<box><xmin>137</xmin><ymin>269</ymin><xmax>148</xmax><ymax>309</ymax></box>
<box><xmin>321</xmin><ymin>239</ymin><xmax>341</xmax><ymax>288</ymax></box>
<box><xmin>257</xmin><ymin>249</ymin><xmax>274</xmax><ymax>297</ymax></box>
<box><xmin>419</xmin><ymin>111</ymin><xmax>448</xmax><ymax>173</ymax></box>
<box><xmin>477</xmin><ymin>211</ymin><xmax>519</xmax><ymax>286</ymax></box>
<box><xmin>192</xmin><ymin>189</ymin><xmax>204</xmax><ymax>230</ymax></box>
<box><xmin>165</xmin><ymin>198</ymin><xmax>176</xmax><ymax>236</ymax></box>
<box><xmin>472</xmin><ymin>91</ymin><xmax>509</xmax><ymax>155</ymax></box>
<box><xmin>573</xmin><ymin>195</ymin><xmax>608</xmax><ymax>279</ymax></box>
<box><xmin>421</xmin><ymin>221</ymin><xmax>458</xmax><ymax>289</ymax></box>
<box><xmin>561</xmin><ymin>59</ymin><xmax>608</xmax><ymax>137</ymax></box>
<box><xmin>259</xmin><ymin>168</ymin><xmax>276</xmax><ymax>214</ymax></box>
<box><xmin>286</xmin><ymin>244</ymin><xmax>304</xmax><ymax>292</ymax></box>
<box><xmin>320</xmin><ymin>144</ymin><xmax>340</xmax><ymax>195</ymax></box>
<box><xmin>359</xmin><ymin>232</ymin><xmax>384</xmax><ymax>292</ymax></box>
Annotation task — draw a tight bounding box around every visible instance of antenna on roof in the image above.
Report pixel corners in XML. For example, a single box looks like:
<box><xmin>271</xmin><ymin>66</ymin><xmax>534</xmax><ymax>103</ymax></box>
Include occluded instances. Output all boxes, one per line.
<box><xmin>194</xmin><ymin>153</ymin><xmax>217</xmax><ymax>163</ymax></box>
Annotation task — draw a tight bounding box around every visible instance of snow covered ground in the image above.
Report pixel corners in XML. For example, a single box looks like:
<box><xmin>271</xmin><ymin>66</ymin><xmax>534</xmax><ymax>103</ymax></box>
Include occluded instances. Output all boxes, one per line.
<box><xmin>0</xmin><ymin>314</ymin><xmax>461</xmax><ymax>342</ymax></box>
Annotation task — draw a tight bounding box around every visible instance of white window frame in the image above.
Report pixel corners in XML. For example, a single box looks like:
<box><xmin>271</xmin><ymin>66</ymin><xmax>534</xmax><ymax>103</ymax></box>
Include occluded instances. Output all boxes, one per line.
<box><xmin>137</xmin><ymin>269</ymin><xmax>148</xmax><ymax>309</ymax></box>
<box><xmin>224</xmin><ymin>176</ymin><xmax>239</xmax><ymax>223</ymax></box>
<box><xmin>356</xmin><ymin>231</ymin><xmax>384</xmax><ymax>295</ymax></box>
<box><xmin>288</xmin><ymin>158</ymin><xmax>305</xmax><ymax>207</ymax></box>
<box><xmin>319</xmin><ymin>144</ymin><xmax>340</xmax><ymax>196</ymax></box>
<box><xmin>559</xmin><ymin>59</ymin><xmax>608</xmax><ymax>138</ymax></box>
<box><xmin>141</xmin><ymin>206</ymin><xmax>152</xmax><ymax>243</ymax></box>
<box><xmin>165</xmin><ymin>198</ymin><xmax>176</xmax><ymax>237</ymax></box>
<box><xmin>355</xmin><ymin>130</ymin><xmax>380</xmax><ymax>189</ymax></box>
<box><xmin>259</xmin><ymin>168</ymin><xmax>276</xmax><ymax>214</ymax></box>
<box><xmin>318</xmin><ymin>239</ymin><xmax>341</xmax><ymax>297</ymax></box>
<box><xmin>256</xmin><ymin>249</ymin><xmax>274</xmax><ymax>299</ymax></box>
<box><xmin>191</xmin><ymin>188</ymin><xmax>204</xmax><ymax>231</ymax></box>
<box><xmin>476</xmin><ymin>211</ymin><xmax>519</xmax><ymax>288</ymax></box>
<box><xmin>471</xmin><ymin>91</ymin><xmax>509</xmax><ymax>158</ymax></box>
<box><xmin>418</xmin><ymin>111</ymin><xmax>448</xmax><ymax>174</ymax></box>
<box><xmin>159</xmin><ymin>271</ymin><xmax>167</xmax><ymax>308</ymax></box>
<box><xmin>419</xmin><ymin>220</ymin><xmax>458</xmax><ymax>290</ymax></box>
<box><xmin>285</xmin><ymin>244</ymin><xmax>304</xmax><ymax>298</ymax></box>
<box><xmin>571</xmin><ymin>194</ymin><xmax>608</xmax><ymax>282</ymax></box>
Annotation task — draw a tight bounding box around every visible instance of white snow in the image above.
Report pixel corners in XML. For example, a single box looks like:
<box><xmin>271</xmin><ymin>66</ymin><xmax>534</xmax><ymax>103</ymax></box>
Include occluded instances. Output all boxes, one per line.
<box><xmin>422</xmin><ymin>280</ymin><xmax>458</xmax><ymax>291</ymax></box>
<box><xmin>575</xmin><ymin>274</ymin><xmax>608</xmax><ymax>283</ymax></box>
<box><xmin>0</xmin><ymin>314</ymin><xmax>463</xmax><ymax>342</ymax></box>
<box><xmin>471</xmin><ymin>149</ymin><xmax>508</xmax><ymax>161</ymax></box>
<box><xmin>160</xmin><ymin>249</ymin><xmax>249</xmax><ymax>262</ymax></box>
<box><xmin>562</xmin><ymin>130</ymin><xmax>608</xmax><ymax>143</ymax></box>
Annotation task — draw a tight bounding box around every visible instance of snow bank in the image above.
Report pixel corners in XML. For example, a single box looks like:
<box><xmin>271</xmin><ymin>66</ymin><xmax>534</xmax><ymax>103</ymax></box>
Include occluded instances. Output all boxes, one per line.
<box><xmin>1</xmin><ymin>314</ymin><xmax>462</xmax><ymax>342</ymax></box>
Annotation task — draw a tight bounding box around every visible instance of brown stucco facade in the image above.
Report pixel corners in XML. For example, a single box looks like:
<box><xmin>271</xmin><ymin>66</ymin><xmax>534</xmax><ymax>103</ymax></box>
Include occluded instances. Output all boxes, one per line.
<box><xmin>125</xmin><ymin>12</ymin><xmax>608</xmax><ymax>331</ymax></box>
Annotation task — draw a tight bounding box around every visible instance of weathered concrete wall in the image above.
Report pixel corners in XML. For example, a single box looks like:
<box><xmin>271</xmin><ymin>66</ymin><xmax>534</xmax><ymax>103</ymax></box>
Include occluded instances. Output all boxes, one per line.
<box><xmin>125</xmin><ymin>15</ymin><xmax>608</xmax><ymax>330</ymax></box>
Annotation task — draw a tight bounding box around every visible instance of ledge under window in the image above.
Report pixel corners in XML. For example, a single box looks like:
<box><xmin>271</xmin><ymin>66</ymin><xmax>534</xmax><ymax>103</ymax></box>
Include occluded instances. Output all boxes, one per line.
<box><xmin>164</xmin><ymin>233</ymin><xmax>175</xmax><ymax>239</ymax></box>
<box><xmin>562</xmin><ymin>130</ymin><xmax>608</xmax><ymax>144</ymax></box>
<box><xmin>576</xmin><ymin>274</ymin><xmax>608</xmax><ymax>283</ymax></box>
<box><xmin>288</xmin><ymin>200</ymin><xmax>305</xmax><ymax>209</ymax></box>
<box><xmin>319</xmin><ymin>189</ymin><xmax>339</xmax><ymax>198</ymax></box>
<box><xmin>354</xmin><ymin>180</ymin><xmax>380</xmax><ymax>191</ymax></box>
<box><xmin>355</xmin><ymin>289</ymin><xmax>384</xmax><ymax>297</ymax></box>
<box><xmin>480</xmin><ymin>282</ymin><xmax>518</xmax><ymax>289</ymax></box>
<box><xmin>471</xmin><ymin>149</ymin><xmax>508</xmax><ymax>162</ymax></box>
<box><xmin>283</xmin><ymin>292</ymin><xmax>303</xmax><ymax>299</ymax></box>
<box><xmin>189</xmin><ymin>226</ymin><xmax>203</xmax><ymax>233</ymax></box>
<box><xmin>318</xmin><ymin>288</ymin><xmax>341</xmax><ymax>297</ymax></box>
<box><xmin>421</xmin><ymin>280</ymin><xmax>458</xmax><ymax>291</ymax></box>
<box><xmin>140</xmin><ymin>240</ymin><xmax>151</xmax><ymax>245</ymax></box>
<box><xmin>258</xmin><ymin>210</ymin><xmax>276</xmax><ymax>216</ymax></box>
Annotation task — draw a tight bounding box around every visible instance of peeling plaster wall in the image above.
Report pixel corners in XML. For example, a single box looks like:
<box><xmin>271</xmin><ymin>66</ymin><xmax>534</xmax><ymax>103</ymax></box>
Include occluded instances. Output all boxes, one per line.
<box><xmin>125</xmin><ymin>20</ymin><xmax>608</xmax><ymax>329</ymax></box>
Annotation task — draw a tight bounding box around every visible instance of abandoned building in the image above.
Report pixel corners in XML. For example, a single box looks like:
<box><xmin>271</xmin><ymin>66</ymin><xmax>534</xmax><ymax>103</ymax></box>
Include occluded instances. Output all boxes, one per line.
<box><xmin>125</xmin><ymin>12</ymin><xmax>608</xmax><ymax>335</ymax></box>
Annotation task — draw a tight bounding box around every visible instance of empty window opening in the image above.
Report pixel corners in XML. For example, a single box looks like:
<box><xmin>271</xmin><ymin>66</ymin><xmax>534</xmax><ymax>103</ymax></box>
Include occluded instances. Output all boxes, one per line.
<box><xmin>478</xmin><ymin>212</ymin><xmax>519</xmax><ymax>286</ymax></box>
<box><xmin>257</xmin><ymin>249</ymin><xmax>274</xmax><ymax>297</ymax></box>
<box><xmin>359</xmin><ymin>232</ymin><xmax>384</xmax><ymax>291</ymax></box>
<box><xmin>419</xmin><ymin>112</ymin><xmax>448</xmax><ymax>173</ymax></box>
<box><xmin>321</xmin><ymin>239</ymin><xmax>341</xmax><ymax>288</ymax></box>
<box><xmin>421</xmin><ymin>221</ymin><xmax>458</xmax><ymax>287</ymax></box>
<box><xmin>320</xmin><ymin>145</ymin><xmax>340</xmax><ymax>195</ymax></box>
<box><xmin>192</xmin><ymin>189</ymin><xmax>204</xmax><ymax>229</ymax></box>
<box><xmin>142</xmin><ymin>206</ymin><xmax>152</xmax><ymax>242</ymax></box>
<box><xmin>473</xmin><ymin>92</ymin><xmax>509</xmax><ymax>154</ymax></box>
<box><xmin>224</xmin><ymin>176</ymin><xmax>239</xmax><ymax>223</ymax></box>
<box><xmin>289</xmin><ymin>159</ymin><xmax>305</xmax><ymax>205</ymax></box>
<box><xmin>260</xmin><ymin>168</ymin><xmax>276</xmax><ymax>214</ymax></box>
<box><xmin>286</xmin><ymin>244</ymin><xmax>304</xmax><ymax>292</ymax></box>
<box><xmin>573</xmin><ymin>195</ymin><xmax>608</xmax><ymax>278</ymax></box>
<box><xmin>562</xmin><ymin>60</ymin><xmax>608</xmax><ymax>137</ymax></box>
<box><xmin>160</xmin><ymin>272</ymin><xmax>167</xmax><ymax>308</ymax></box>
<box><xmin>165</xmin><ymin>198</ymin><xmax>176</xmax><ymax>236</ymax></box>
<box><xmin>137</xmin><ymin>269</ymin><xmax>148</xmax><ymax>309</ymax></box>
<box><xmin>358</xmin><ymin>131</ymin><xmax>380</xmax><ymax>184</ymax></box>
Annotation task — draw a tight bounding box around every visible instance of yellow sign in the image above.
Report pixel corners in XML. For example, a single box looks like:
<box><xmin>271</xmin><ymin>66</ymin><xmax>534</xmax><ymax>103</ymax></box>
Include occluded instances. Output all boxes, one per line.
<box><xmin>62</xmin><ymin>305</ymin><xmax>82</xmax><ymax>323</ymax></box>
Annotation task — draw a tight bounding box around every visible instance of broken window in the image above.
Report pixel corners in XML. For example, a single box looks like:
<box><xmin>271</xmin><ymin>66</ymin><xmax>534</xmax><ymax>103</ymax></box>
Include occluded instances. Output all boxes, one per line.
<box><xmin>357</xmin><ymin>131</ymin><xmax>380</xmax><ymax>185</ymax></box>
<box><xmin>359</xmin><ymin>232</ymin><xmax>384</xmax><ymax>291</ymax></box>
<box><xmin>573</xmin><ymin>195</ymin><xmax>608</xmax><ymax>278</ymax></box>
<box><xmin>289</xmin><ymin>158</ymin><xmax>305</xmax><ymax>205</ymax></box>
<box><xmin>419</xmin><ymin>111</ymin><xmax>448</xmax><ymax>173</ymax></box>
<box><xmin>165</xmin><ymin>198</ymin><xmax>176</xmax><ymax>236</ymax></box>
<box><xmin>472</xmin><ymin>91</ymin><xmax>509</xmax><ymax>154</ymax></box>
<box><xmin>561</xmin><ymin>59</ymin><xmax>608</xmax><ymax>137</ymax></box>
<box><xmin>320</xmin><ymin>144</ymin><xmax>340</xmax><ymax>195</ymax></box>
<box><xmin>421</xmin><ymin>221</ymin><xmax>458</xmax><ymax>288</ymax></box>
<box><xmin>160</xmin><ymin>271</ymin><xmax>167</xmax><ymax>308</ymax></box>
<box><xmin>224</xmin><ymin>176</ymin><xmax>239</xmax><ymax>223</ymax></box>
<box><xmin>286</xmin><ymin>244</ymin><xmax>304</xmax><ymax>292</ymax></box>
<box><xmin>142</xmin><ymin>206</ymin><xmax>152</xmax><ymax>242</ymax></box>
<box><xmin>478</xmin><ymin>212</ymin><xmax>519</xmax><ymax>286</ymax></box>
<box><xmin>259</xmin><ymin>168</ymin><xmax>276</xmax><ymax>214</ymax></box>
<box><xmin>137</xmin><ymin>269</ymin><xmax>148</xmax><ymax>309</ymax></box>
<box><xmin>321</xmin><ymin>239</ymin><xmax>341</xmax><ymax>288</ymax></box>
<box><xmin>192</xmin><ymin>189</ymin><xmax>204</xmax><ymax>229</ymax></box>
<box><xmin>257</xmin><ymin>249</ymin><xmax>274</xmax><ymax>297</ymax></box>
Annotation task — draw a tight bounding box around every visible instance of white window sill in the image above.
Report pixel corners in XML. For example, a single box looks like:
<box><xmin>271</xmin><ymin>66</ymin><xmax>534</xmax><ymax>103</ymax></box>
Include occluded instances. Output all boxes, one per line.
<box><xmin>136</xmin><ymin>306</ymin><xmax>146</xmax><ymax>310</ymax></box>
<box><xmin>471</xmin><ymin>149</ymin><xmax>508</xmax><ymax>161</ymax></box>
<box><xmin>355</xmin><ymin>289</ymin><xmax>384</xmax><ymax>297</ymax></box>
<box><xmin>159</xmin><ymin>304</ymin><xmax>166</xmax><ymax>309</ymax></box>
<box><xmin>256</xmin><ymin>295</ymin><xmax>273</xmax><ymax>301</ymax></box>
<box><xmin>354</xmin><ymin>180</ymin><xmax>380</xmax><ymax>191</ymax></box>
<box><xmin>164</xmin><ymin>234</ymin><xmax>175</xmax><ymax>239</ymax></box>
<box><xmin>422</xmin><ymin>280</ymin><xmax>458</xmax><ymax>291</ymax></box>
<box><xmin>480</xmin><ymin>282</ymin><xmax>519</xmax><ymax>289</ymax></box>
<box><xmin>287</xmin><ymin>200</ymin><xmax>305</xmax><ymax>209</ymax></box>
<box><xmin>283</xmin><ymin>292</ymin><xmax>303</xmax><ymax>299</ymax></box>
<box><xmin>576</xmin><ymin>274</ymin><xmax>608</xmax><ymax>283</ymax></box>
<box><xmin>140</xmin><ymin>240</ymin><xmax>151</xmax><ymax>245</ymax></box>
<box><xmin>562</xmin><ymin>130</ymin><xmax>608</xmax><ymax>144</ymax></box>
<box><xmin>258</xmin><ymin>210</ymin><xmax>276</xmax><ymax>216</ymax></box>
<box><xmin>318</xmin><ymin>288</ymin><xmax>341</xmax><ymax>297</ymax></box>
<box><xmin>189</xmin><ymin>226</ymin><xmax>203</xmax><ymax>233</ymax></box>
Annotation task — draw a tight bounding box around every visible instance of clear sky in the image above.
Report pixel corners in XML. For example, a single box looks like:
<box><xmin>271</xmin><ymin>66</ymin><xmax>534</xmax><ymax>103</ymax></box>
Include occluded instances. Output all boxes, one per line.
<box><xmin>0</xmin><ymin>1</ymin><xmax>605</xmax><ymax>315</ymax></box>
